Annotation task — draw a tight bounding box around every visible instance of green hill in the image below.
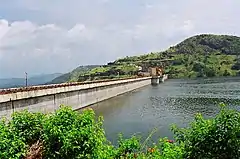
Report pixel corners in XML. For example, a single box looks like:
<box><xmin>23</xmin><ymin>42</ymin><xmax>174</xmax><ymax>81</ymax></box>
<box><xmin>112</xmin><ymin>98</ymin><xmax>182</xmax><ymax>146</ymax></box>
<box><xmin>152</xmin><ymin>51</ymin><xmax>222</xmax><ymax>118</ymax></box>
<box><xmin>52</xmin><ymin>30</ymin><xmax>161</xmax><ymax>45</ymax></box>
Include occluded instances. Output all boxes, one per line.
<box><xmin>163</xmin><ymin>34</ymin><xmax>240</xmax><ymax>78</ymax></box>
<box><xmin>113</xmin><ymin>34</ymin><xmax>240</xmax><ymax>78</ymax></box>
<box><xmin>49</xmin><ymin>65</ymin><xmax>100</xmax><ymax>84</ymax></box>
<box><xmin>169</xmin><ymin>34</ymin><xmax>240</xmax><ymax>55</ymax></box>
<box><xmin>52</xmin><ymin>34</ymin><xmax>240</xmax><ymax>83</ymax></box>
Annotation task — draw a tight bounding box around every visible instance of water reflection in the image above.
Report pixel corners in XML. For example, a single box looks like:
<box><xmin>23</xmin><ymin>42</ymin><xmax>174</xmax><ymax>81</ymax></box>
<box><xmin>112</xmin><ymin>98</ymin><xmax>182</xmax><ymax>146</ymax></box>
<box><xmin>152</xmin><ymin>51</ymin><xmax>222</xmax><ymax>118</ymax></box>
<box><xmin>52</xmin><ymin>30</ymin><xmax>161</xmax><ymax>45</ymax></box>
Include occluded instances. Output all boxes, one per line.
<box><xmin>89</xmin><ymin>77</ymin><xmax>240</xmax><ymax>144</ymax></box>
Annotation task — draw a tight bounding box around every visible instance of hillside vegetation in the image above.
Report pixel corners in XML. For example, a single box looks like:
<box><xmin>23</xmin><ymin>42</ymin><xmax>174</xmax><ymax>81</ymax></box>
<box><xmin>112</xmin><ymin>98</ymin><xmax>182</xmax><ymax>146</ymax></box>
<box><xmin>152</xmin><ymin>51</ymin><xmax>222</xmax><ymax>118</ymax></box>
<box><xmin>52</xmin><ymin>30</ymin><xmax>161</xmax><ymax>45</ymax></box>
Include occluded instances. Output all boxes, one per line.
<box><xmin>51</xmin><ymin>34</ymin><xmax>240</xmax><ymax>83</ymax></box>
<box><xmin>164</xmin><ymin>34</ymin><xmax>240</xmax><ymax>78</ymax></box>
<box><xmin>49</xmin><ymin>65</ymin><xmax>100</xmax><ymax>84</ymax></box>
<box><xmin>169</xmin><ymin>34</ymin><xmax>240</xmax><ymax>55</ymax></box>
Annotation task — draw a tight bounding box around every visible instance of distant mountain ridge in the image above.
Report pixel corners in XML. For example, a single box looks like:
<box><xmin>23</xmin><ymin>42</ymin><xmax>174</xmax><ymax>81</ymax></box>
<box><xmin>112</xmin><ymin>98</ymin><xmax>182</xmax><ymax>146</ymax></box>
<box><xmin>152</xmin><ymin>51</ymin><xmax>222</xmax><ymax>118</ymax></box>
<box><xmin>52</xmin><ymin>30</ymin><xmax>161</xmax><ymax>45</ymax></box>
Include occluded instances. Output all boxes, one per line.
<box><xmin>0</xmin><ymin>73</ymin><xmax>62</xmax><ymax>89</ymax></box>
<box><xmin>49</xmin><ymin>65</ymin><xmax>100</xmax><ymax>84</ymax></box>
<box><xmin>53</xmin><ymin>34</ymin><xmax>240</xmax><ymax>82</ymax></box>
<box><xmin>3</xmin><ymin>34</ymin><xmax>240</xmax><ymax>87</ymax></box>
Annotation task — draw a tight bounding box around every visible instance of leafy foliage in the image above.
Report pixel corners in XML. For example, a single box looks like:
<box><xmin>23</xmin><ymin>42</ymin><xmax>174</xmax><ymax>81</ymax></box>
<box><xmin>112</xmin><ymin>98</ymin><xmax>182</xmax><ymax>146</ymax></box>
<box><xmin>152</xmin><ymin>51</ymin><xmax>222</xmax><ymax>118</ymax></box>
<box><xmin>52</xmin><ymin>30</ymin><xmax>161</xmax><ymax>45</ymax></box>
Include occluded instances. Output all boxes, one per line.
<box><xmin>0</xmin><ymin>119</ymin><xmax>26</xmax><ymax>159</ymax></box>
<box><xmin>42</xmin><ymin>106</ymin><xmax>108</xmax><ymax>159</ymax></box>
<box><xmin>1</xmin><ymin>103</ymin><xmax>240</xmax><ymax>158</ymax></box>
<box><xmin>10</xmin><ymin>111</ymin><xmax>45</xmax><ymax>145</ymax></box>
<box><xmin>172</xmin><ymin>103</ymin><xmax>240</xmax><ymax>159</ymax></box>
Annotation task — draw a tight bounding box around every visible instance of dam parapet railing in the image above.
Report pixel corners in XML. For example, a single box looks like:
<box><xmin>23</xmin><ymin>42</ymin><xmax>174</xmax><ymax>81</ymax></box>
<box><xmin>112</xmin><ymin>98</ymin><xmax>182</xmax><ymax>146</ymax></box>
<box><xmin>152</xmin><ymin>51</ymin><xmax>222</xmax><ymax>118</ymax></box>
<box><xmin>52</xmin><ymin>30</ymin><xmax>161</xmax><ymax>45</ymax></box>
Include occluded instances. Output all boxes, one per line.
<box><xmin>0</xmin><ymin>76</ymin><xmax>152</xmax><ymax>103</ymax></box>
<box><xmin>0</xmin><ymin>76</ymin><xmax>151</xmax><ymax>95</ymax></box>
<box><xmin>0</xmin><ymin>76</ymin><xmax>152</xmax><ymax>118</ymax></box>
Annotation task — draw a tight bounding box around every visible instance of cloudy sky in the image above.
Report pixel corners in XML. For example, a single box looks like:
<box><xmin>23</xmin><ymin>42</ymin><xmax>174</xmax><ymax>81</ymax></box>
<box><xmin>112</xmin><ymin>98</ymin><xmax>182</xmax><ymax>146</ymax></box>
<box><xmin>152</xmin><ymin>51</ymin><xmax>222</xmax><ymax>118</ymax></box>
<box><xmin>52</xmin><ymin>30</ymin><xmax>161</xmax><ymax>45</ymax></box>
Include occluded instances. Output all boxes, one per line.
<box><xmin>0</xmin><ymin>0</ymin><xmax>239</xmax><ymax>78</ymax></box>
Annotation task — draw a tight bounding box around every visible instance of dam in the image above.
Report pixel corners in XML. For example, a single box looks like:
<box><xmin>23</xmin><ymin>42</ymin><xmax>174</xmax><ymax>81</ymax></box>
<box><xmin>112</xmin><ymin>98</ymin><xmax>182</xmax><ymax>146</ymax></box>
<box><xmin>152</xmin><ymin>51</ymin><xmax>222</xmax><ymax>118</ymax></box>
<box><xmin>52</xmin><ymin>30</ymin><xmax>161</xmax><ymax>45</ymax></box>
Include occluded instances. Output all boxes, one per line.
<box><xmin>0</xmin><ymin>76</ymin><xmax>167</xmax><ymax>118</ymax></box>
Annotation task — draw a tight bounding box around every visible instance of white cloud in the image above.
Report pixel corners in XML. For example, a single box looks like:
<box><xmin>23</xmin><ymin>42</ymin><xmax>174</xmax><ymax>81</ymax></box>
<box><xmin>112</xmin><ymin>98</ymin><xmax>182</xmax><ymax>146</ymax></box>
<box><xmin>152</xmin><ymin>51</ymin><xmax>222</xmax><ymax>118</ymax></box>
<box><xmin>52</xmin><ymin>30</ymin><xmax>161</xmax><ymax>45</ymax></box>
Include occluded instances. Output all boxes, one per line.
<box><xmin>181</xmin><ymin>20</ymin><xmax>194</xmax><ymax>33</ymax></box>
<box><xmin>0</xmin><ymin>21</ymin><xmax>90</xmax><ymax>77</ymax></box>
<box><xmin>0</xmin><ymin>20</ymin><xmax>10</xmax><ymax>40</ymax></box>
<box><xmin>0</xmin><ymin>0</ymin><xmax>239</xmax><ymax>78</ymax></box>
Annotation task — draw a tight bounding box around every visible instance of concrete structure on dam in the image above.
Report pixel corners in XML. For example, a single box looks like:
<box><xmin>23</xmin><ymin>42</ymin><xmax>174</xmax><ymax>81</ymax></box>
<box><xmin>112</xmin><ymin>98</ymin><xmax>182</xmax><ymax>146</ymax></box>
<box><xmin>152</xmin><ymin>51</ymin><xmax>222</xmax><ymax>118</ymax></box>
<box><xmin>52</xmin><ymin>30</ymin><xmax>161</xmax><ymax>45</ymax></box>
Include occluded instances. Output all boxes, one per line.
<box><xmin>0</xmin><ymin>77</ymin><xmax>152</xmax><ymax>118</ymax></box>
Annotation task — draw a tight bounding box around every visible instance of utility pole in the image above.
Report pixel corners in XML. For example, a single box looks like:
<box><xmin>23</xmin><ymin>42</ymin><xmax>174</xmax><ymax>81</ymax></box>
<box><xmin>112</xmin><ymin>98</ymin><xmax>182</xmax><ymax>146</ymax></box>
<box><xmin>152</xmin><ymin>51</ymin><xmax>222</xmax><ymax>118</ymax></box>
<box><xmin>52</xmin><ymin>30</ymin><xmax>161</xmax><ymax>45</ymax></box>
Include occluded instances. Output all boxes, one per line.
<box><xmin>25</xmin><ymin>72</ymin><xmax>28</xmax><ymax>87</ymax></box>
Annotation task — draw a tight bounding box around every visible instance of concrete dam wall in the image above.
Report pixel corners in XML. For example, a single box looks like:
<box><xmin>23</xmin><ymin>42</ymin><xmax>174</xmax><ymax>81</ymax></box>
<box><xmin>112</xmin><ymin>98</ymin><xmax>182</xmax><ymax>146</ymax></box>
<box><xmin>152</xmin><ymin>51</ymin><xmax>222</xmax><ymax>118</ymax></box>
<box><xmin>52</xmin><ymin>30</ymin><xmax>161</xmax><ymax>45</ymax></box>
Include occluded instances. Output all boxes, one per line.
<box><xmin>0</xmin><ymin>77</ymin><xmax>151</xmax><ymax>118</ymax></box>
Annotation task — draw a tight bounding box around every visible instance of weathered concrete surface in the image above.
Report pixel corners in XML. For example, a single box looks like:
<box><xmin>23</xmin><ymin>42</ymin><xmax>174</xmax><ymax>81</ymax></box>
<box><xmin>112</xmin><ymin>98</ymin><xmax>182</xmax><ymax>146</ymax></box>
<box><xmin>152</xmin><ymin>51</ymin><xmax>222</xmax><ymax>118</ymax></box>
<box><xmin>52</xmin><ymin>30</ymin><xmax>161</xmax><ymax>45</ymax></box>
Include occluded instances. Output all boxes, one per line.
<box><xmin>0</xmin><ymin>77</ymin><xmax>151</xmax><ymax>118</ymax></box>
<box><xmin>150</xmin><ymin>74</ymin><xmax>168</xmax><ymax>85</ymax></box>
<box><xmin>160</xmin><ymin>74</ymin><xmax>168</xmax><ymax>83</ymax></box>
<box><xmin>151</xmin><ymin>76</ymin><xmax>160</xmax><ymax>85</ymax></box>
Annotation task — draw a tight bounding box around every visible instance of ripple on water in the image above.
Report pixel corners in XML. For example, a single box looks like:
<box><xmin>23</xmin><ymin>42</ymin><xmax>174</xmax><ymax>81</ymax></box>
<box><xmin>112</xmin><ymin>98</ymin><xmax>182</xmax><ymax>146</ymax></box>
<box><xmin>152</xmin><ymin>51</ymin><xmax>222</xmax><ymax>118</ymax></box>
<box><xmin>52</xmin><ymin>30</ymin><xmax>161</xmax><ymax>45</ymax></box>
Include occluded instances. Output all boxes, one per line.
<box><xmin>90</xmin><ymin>77</ymin><xmax>240</xmax><ymax>144</ymax></box>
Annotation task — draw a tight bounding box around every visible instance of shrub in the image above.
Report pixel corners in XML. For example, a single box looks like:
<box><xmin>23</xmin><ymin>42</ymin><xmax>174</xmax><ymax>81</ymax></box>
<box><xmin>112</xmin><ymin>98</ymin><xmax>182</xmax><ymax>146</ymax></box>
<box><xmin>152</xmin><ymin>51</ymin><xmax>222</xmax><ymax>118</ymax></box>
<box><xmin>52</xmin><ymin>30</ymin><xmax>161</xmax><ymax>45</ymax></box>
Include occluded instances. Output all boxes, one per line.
<box><xmin>114</xmin><ymin>134</ymin><xmax>141</xmax><ymax>158</ymax></box>
<box><xmin>172</xmin><ymin>103</ymin><xmax>240</xmax><ymax>159</ymax></box>
<box><xmin>0</xmin><ymin>106</ymin><xmax>112</xmax><ymax>159</ymax></box>
<box><xmin>0</xmin><ymin>119</ymin><xmax>27</xmax><ymax>159</ymax></box>
<box><xmin>158</xmin><ymin>138</ymin><xmax>184</xmax><ymax>159</ymax></box>
<box><xmin>42</xmin><ymin>105</ymin><xmax>109</xmax><ymax>159</ymax></box>
<box><xmin>10</xmin><ymin>111</ymin><xmax>45</xmax><ymax>145</ymax></box>
<box><xmin>1</xmin><ymin>103</ymin><xmax>240</xmax><ymax>158</ymax></box>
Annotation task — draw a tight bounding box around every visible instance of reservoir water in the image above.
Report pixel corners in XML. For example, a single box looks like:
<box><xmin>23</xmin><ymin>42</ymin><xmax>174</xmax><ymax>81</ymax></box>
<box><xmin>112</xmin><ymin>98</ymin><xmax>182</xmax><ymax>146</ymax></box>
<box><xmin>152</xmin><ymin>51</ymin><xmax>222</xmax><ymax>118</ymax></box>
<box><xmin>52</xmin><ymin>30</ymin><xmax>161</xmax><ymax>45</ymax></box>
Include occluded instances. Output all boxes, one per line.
<box><xmin>90</xmin><ymin>77</ymin><xmax>240</xmax><ymax>144</ymax></box>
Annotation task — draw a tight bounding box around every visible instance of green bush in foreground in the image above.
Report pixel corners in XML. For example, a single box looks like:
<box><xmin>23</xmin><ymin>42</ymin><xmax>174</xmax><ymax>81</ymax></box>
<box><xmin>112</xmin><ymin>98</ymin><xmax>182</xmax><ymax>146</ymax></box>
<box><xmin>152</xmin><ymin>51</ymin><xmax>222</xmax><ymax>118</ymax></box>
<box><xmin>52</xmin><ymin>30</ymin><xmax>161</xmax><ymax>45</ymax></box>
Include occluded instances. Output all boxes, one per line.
<box><xmin>0</xmin><ymin>103</ymin><xmax>240</xmax><ymax>159</ymax></box>
<box><xmin>172</xmin><ymin>103</ymin><xmax>240</xmax><ymax>159</ymax></box>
